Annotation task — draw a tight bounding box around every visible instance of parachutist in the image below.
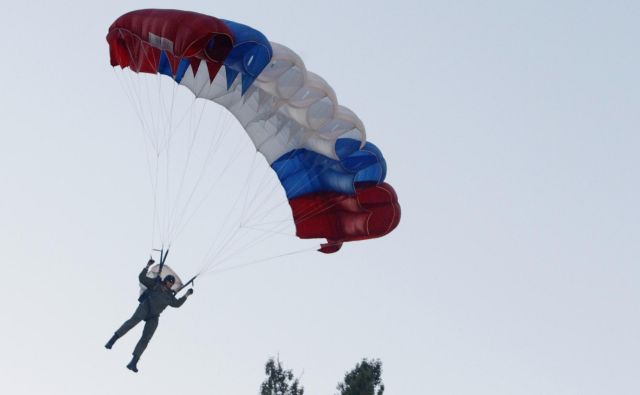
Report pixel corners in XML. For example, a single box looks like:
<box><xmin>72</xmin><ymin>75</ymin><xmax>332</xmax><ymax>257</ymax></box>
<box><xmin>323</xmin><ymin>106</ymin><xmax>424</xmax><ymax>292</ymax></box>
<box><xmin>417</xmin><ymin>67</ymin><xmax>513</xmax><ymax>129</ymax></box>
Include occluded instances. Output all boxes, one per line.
<box><xmin>105</xmin><ymin>259</ymin><xmax>194</xmax><ymax>373</ymax></box>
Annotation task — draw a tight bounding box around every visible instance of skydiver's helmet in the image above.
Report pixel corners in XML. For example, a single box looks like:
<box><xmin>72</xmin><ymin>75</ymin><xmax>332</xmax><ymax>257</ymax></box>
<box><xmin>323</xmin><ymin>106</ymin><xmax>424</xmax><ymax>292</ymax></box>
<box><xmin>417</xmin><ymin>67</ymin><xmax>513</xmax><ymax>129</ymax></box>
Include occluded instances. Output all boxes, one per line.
<box><xmin>163</xmin><ymin>275</ymin><xmax>176</xmax><ymax>286</ymax></box>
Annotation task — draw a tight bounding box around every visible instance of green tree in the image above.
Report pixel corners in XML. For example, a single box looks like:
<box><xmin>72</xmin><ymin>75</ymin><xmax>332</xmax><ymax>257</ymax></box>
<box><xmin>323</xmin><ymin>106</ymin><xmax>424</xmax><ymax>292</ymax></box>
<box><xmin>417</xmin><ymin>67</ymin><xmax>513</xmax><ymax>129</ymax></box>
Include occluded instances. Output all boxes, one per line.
<box><xmin>336</xmin><ymin>358</ymin><xmax>384</xmax><ymax>395</ymax></box>
<box><xmin>260</xmin><ymin>357</ymin><xmax>304</xmax><ymax>395</ymax></box>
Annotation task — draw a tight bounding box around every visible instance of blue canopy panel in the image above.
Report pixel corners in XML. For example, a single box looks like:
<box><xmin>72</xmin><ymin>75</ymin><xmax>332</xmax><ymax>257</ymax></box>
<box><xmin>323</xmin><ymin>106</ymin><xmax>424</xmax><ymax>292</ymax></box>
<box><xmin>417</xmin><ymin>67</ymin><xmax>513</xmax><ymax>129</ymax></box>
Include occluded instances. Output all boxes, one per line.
<box><xmin>272</xmin><ymin>139</ymin><xmax>387</xmax><ymax>200</ymax></box>
<box><xmin>221</xmin><ymin>19</ymin><xmax>273</xmax><ymax>94</ymax></box>
<box><xmin>158</xmin><ymin>51</ymin><xmax>191</xmax><ymax>83</ymax></box>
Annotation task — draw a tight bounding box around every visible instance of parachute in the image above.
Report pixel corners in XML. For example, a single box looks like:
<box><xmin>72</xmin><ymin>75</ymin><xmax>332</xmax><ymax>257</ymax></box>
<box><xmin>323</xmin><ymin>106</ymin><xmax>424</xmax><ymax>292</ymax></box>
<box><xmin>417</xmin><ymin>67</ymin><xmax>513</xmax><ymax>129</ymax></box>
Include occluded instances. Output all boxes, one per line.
<box><xmin>107</xmin><ymin>9</ymin><xmax>400</xmax><ymax>260</ymax></box>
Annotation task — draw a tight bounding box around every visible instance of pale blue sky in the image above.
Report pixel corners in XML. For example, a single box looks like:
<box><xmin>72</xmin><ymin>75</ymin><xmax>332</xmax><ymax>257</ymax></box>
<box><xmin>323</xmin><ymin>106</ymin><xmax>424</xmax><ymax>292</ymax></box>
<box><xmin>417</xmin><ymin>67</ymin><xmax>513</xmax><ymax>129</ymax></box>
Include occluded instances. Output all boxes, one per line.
<box><xmin>0</xmin><ymin>1</ymin><xmax>638</xmax><ymax>394</ymax></box>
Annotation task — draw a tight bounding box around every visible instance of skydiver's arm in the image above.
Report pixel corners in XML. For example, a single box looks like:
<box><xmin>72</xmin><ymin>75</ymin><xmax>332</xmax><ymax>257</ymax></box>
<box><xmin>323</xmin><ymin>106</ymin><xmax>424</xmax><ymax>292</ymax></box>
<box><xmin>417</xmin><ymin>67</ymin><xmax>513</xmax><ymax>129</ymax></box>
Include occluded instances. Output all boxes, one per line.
<box><xmin>138</xmin><ymin>261</ymin><xmax>156</xmax><ymax>289</ymax></box>
<box><xmin>169</xmin><ymin>289</ymin><xmax>193</xmax><ymax>308</ymax></box>
<box><xmin>170</xmin><ymin>295</ymin><xmax>188</xmax><ymax>308</ymax></box>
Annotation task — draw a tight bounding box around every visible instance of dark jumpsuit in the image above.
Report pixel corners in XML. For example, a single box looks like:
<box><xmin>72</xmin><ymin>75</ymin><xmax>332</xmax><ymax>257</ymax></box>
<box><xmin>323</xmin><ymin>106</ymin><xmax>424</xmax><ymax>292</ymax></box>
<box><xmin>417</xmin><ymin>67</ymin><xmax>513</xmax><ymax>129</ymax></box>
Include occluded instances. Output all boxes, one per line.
<box><xmin>115</xmin><ymin>268</ymin><xmax>187</xmax><ymax>358</ymax></box>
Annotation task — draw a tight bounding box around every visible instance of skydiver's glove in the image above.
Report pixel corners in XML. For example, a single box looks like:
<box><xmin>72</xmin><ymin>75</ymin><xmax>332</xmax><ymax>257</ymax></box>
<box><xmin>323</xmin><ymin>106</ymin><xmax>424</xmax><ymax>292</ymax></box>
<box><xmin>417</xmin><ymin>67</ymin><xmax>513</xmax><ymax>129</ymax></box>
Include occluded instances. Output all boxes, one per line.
<box><xmin>146</xmin><ymin>258</ymin><xmax>155</xmax><ymax>267</ymax></box>
<box><xmin>186</xmin><ymin>289</ymin><xmax>194</xmax><ymax>296</ymax></box>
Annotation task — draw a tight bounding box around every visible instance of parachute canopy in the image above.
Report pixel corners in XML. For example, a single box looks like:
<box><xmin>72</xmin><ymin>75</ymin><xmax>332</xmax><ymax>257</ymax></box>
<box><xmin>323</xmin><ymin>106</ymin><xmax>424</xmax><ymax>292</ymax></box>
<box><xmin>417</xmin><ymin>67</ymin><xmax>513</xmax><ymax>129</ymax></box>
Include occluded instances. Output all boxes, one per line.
<box><xmin>107</xmin><ymin>9</ymin><xmax>400</xmax><ymax>253</ymax></box>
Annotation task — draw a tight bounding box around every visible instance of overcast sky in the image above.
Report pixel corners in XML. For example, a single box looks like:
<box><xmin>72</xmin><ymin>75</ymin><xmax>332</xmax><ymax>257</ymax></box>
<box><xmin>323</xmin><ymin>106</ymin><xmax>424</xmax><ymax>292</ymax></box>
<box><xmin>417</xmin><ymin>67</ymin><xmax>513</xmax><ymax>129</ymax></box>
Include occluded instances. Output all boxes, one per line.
<box><xmin>1</xmin><ymin>1</ymin><xmax>638</xmax><ymax>394</ymax></box>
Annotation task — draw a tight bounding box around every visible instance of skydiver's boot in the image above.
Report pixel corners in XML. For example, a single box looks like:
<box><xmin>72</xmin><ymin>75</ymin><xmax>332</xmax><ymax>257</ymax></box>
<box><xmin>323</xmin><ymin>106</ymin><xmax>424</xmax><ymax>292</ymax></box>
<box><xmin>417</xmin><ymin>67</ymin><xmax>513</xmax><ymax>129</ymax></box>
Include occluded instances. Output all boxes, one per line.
<box><xmin>126</xmin><ymin>355</ymin><xmax>140</xmax><ymax>373</ymax></box>
<box><xmin>105</xmin><ymin>333</ymin><xmax>119</xmax><ymax>349</ymax></box>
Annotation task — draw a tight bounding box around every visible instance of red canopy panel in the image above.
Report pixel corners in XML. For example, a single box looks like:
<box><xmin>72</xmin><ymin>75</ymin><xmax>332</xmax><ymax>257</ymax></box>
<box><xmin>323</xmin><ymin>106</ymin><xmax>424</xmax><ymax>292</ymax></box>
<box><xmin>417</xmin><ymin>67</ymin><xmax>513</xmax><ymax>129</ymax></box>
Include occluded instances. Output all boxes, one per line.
<box><xmin>107</xmin><ymin>9</ymin><xmax>233</xmax><ymax>78</ymax></box>
<box><xmin>290</xmin><ymin>182</ymin><xmax>401</xmax><ymax>253</ymax></box>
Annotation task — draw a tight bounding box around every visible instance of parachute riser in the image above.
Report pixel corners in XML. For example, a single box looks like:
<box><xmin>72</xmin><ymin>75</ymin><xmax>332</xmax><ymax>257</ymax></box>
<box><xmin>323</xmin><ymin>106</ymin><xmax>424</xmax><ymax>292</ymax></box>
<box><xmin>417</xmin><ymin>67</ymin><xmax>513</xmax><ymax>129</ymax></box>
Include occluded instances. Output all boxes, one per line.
<box><xmin>152</xmin><ymin>248</ymin><xmax>170</xmax><ymax>278</ymax></box>
<box><xmin>176</xmin><ymin>275</ymin><xmax>197</xmax><ymax>294</ymax></box>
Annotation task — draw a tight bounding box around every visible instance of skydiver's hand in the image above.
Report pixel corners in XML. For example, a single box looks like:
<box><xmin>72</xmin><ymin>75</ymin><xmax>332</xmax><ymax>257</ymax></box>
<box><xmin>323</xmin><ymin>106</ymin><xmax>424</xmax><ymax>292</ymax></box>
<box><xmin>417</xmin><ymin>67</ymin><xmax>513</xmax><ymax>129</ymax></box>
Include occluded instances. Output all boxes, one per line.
<box><xmin>147</xmin><ymin>258</ymin><xmax>155</xmax><ymax>267</ymax></box>
<box><xmin>186</xmin><ymin>289</ymin><xmax>194</xmax><ymax>296</ymax></box>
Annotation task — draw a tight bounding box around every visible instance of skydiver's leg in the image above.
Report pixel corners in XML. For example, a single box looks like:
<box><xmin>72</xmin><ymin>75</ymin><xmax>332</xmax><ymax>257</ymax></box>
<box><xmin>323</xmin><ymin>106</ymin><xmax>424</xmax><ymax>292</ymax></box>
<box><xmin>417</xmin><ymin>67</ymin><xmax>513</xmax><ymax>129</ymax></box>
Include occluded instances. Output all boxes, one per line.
<box><xmin>106</xmin><ymin>304</ymin><xmax>147</xmax><ymax>349</ymax></box>
<box><xmin>115</xmin><ymin>304</ymin><xmax>147</xmax><ymax>337</ymax></box>
<box><xmin>132</xmin><ymin>316</ymin><xmax>159</xmax><ymax>358</ymax></box>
